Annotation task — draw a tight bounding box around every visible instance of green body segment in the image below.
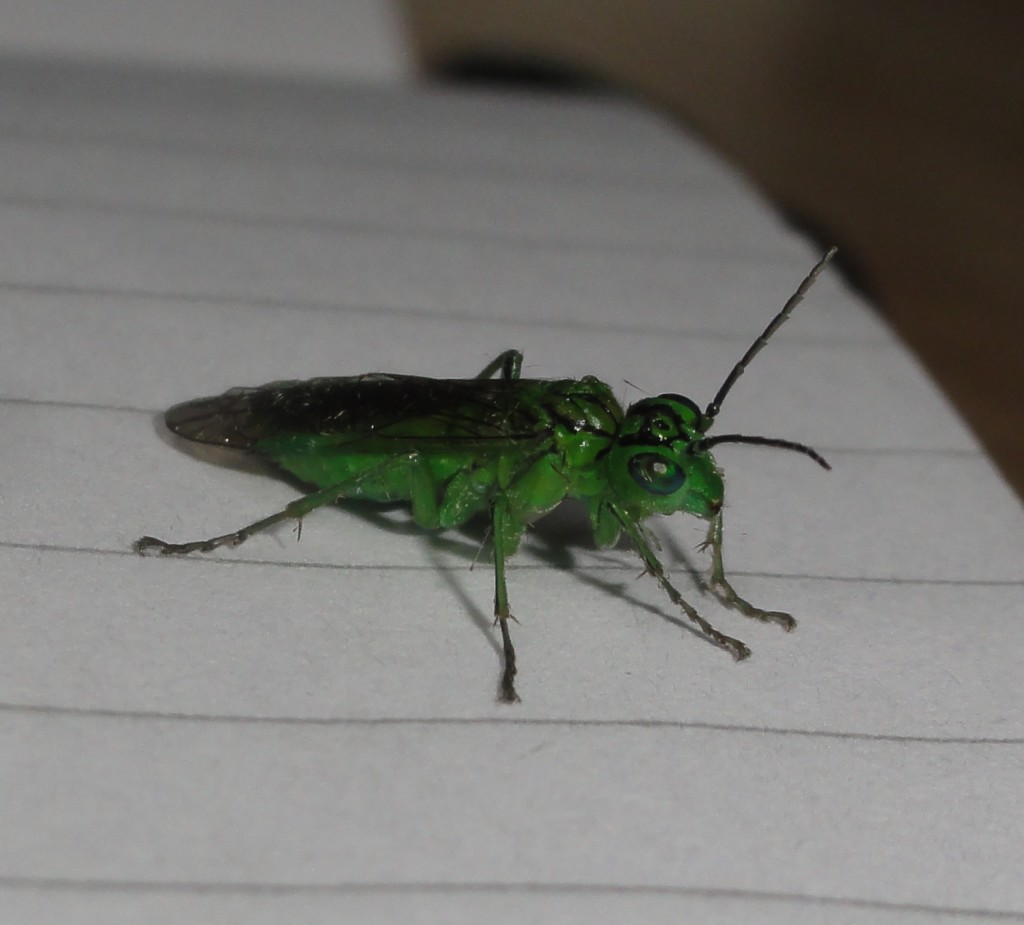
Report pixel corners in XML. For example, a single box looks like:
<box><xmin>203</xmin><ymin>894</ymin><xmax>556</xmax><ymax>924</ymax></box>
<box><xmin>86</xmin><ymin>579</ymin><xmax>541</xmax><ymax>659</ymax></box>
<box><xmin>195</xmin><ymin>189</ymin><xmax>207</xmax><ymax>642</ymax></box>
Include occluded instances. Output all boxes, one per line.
<box><xmin>258</xmin><ymin>377</ymin><xmax>622</xmax><ymax>552</ymax></box>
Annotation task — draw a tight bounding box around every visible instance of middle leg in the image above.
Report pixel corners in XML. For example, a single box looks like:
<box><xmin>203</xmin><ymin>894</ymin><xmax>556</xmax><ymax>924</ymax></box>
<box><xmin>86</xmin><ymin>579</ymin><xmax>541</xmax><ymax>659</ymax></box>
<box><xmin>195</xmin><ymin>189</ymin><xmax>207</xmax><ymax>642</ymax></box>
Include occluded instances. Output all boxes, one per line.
<box><xmin>474</xmin><ymin>349</ymin><xmax>522</xmax><ymax>381</ymax></box>
<box><xmin>490</xmin><ymin>494</ymin><xmax>520</xmax><ymax>702</ymax></box>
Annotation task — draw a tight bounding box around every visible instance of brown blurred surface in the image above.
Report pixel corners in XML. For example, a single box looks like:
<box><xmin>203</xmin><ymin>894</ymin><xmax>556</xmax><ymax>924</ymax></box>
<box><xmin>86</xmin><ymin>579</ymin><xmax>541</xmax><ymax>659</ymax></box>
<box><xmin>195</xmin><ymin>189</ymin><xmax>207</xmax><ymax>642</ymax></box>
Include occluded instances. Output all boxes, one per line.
<box><xmin>402</xmin><ymin>0</ymin><xmax>1024</xmax><ymax>498</ymax></box>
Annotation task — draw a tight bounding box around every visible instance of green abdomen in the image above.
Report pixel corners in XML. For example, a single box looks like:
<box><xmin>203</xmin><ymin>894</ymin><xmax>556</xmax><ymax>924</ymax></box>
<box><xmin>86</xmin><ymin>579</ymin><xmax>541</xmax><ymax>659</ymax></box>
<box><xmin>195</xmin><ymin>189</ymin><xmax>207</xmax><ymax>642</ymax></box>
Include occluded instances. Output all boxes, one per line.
<box><xmin>265</xmin><ymin>439</ymin><xmax>471</xmax><ymax>504</ymax></box>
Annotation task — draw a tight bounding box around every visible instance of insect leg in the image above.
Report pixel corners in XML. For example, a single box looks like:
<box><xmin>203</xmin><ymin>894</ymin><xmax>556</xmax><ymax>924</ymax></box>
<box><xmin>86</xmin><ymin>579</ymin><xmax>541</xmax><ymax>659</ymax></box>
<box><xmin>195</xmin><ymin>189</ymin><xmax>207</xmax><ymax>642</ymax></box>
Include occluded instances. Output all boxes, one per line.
<box><xmin>613</xmin><ymin>506</ymin><xmax>751</xmax><ymax>660</ymax></box>
<box><xmin>703</xmin><ymin>510</ymin><xmax>796</xmax><ymax>630</ymax></box>
<box><xmin>134</xmin><ymin>478</ymin><xmax>369</xmax><ymax>556</ymax></box>
<box><xmin>474</xmin><ymin>349</ymin><xmax>523</xmax><ymax>381</ymax></box>
<box><xmin>490</xmin><ymin>495</ymin><xmax>520</xmax><ymax>702</ymax></box>
<box><xmin>405</xmin><ymin>455</ymin><xmax>443</xmax><ymax>530</ymax></box>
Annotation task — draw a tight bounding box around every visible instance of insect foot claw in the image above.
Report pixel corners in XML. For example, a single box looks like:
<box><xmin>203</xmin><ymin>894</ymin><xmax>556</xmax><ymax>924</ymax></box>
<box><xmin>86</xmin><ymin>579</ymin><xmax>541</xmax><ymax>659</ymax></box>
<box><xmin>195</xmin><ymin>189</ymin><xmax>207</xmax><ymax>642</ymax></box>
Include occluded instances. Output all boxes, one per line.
<box><xmin>709</xmin><ymin>581</ymin><xmax>798</xmax><ymax>632</ymax></box>
<box><xmin>134</xmin><ymin>535</ymin><xmax>206</xmax><ymax>556</ymax></box>
<box><xmin>769</xmin><ymin>611</ymin><xmax>797</xmax><ymax>631</ymax></box>
<box><xmin>744</xmin><ymin>608</ymin><xmax>797</xmax><ymax>631</ymax></box>
<box><xmin>707</xmin><ymin>626</ymin><xmax>751</xmax><ymax>661</ymax></box>
<box><xmin>751</xmin><ymin>608</ymin><xmax>797</xmax><ymax>631</ymax></box>
<box><xmin>726</xmin><ymin>638</ymin><xmax>751</xmax><ymax>660</ymax></box>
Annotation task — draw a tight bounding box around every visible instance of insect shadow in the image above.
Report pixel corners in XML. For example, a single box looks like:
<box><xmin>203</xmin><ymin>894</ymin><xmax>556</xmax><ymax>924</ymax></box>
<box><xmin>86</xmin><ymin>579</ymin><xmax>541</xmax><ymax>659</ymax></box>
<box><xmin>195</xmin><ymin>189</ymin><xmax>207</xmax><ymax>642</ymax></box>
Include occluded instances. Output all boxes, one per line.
<box><xmin>157</xmin><ymin>420</ymin><xmax>729</xmax><ymax>656</ymax></box>
<box><xmin>352</xmin><ymin>499</ymin><xmax>723</xmax><ymax>662</ymax></box>
<box><xmin>527</xmin><ymin>506</ymin><xmax>723</xmax><ymax>646</ymax></box>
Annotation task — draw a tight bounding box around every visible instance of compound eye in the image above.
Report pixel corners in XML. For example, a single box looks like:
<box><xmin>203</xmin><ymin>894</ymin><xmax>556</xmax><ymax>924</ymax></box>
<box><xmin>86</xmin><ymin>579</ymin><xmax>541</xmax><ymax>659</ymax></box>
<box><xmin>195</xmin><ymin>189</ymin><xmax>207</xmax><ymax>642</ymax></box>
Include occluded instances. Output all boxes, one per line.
<box><xmin>628</xmin><ymin>453</ymin><xmax>686</xmax><ymax>496</ymax></box>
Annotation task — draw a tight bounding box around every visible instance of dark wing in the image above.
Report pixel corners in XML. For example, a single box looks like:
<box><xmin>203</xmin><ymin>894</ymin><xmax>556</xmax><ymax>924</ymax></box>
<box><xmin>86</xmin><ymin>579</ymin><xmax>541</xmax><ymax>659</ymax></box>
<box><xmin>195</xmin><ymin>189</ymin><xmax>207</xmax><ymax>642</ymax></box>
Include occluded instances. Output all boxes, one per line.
<box><xmin>164</xmin><ymin>374</ymin><xmax>548</xmax><ymax>452</ymax></box>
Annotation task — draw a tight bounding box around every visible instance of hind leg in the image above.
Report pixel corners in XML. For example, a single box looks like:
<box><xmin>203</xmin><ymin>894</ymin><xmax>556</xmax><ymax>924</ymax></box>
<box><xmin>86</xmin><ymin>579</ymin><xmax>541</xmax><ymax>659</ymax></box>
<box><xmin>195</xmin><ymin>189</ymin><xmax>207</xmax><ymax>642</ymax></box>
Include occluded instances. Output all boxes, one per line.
<box><xmin>134</xmin><ymin>476</ymin><xmax>376</xmax><ymax>556</ymax></box>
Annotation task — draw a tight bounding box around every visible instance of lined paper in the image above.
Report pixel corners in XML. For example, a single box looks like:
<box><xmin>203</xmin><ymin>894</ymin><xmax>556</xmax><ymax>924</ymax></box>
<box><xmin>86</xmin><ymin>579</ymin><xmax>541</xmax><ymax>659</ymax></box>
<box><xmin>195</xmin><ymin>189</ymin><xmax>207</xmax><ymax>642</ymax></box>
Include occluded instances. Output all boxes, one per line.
<box><xmin>2</xmin><ymin>58</ymin><xmax>1023</xmax><ymax>924</ymax></box>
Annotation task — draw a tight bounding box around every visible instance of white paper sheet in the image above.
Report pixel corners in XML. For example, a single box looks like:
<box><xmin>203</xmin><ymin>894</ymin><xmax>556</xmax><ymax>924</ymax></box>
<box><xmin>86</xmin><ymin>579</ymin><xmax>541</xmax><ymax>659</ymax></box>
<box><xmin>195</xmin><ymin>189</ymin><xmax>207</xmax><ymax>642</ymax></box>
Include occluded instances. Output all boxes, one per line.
<box><xmin>2</xmin><ymin>58</ymin><xmax>1023</xmax><ymax>924</ymax></box>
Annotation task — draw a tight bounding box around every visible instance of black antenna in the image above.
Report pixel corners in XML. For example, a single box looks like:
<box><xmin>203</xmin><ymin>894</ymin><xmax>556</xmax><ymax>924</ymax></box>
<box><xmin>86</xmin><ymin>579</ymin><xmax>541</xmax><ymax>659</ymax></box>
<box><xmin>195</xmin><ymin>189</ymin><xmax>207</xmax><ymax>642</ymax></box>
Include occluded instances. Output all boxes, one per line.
<box><xmin>704</xmin><ymin>247</ymin><xmax>838</xmax><ymax>425</ymax></box>
<box><xmin>695</xmin><ymin>433</ymin><xmax>831</xmax><ymax>470</ymax></box>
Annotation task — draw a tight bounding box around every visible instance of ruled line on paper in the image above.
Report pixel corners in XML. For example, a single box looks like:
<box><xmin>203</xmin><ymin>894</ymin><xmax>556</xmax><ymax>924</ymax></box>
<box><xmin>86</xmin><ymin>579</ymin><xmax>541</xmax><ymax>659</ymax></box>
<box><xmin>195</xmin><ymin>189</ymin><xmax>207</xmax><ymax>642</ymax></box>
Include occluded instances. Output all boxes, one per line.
<box><xmin>0</xmin><ymin>277</ymin><xmax>883</xmax><ymax>347</ymax></box>
<box><xmin>0</xmin><ymin>127</ymin><xmax>742</xmax><ymax>192</ymax></box>
<box><xmin>3</xmin><ymin>700</ymin><xmax>1024</xmax><ymax>746</ymax></box>
<box><xmin>1</xmin><ymin>874</ymin><xmax>1022</xmax><ymax>922</ymax></box>
<box><xmin>2</xmin><ymin>539</ymin><xmax>1017</xmax><ymax>587</ymax></box>
<box><xmin>0</xmin><ymin>189</ymin><xmax>799</xmax><ymax>260</ymax></box>
<box><xmin>0</xmin><ymin>120</ymin><xmax>741</xmax><ymax>192</ymax></box>
<box><xmin>0</xmin><ymin>127</ymin><xmax>727</xmax><ymax>194</ymax></box>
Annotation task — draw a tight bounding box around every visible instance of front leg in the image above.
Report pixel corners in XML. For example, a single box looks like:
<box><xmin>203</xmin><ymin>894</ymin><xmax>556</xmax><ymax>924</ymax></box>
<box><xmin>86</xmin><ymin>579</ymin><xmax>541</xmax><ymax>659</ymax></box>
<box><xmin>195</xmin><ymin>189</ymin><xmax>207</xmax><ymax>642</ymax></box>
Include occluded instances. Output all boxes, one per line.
<box><xmin>703</xmin><ymin>510</ymin><xmax>796</xmax><ymax>630</ymax></box>
<box><xmin>613</xmin><ymin>505</ymin><xmax>750</xmax><ymax>660</ymax></box>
